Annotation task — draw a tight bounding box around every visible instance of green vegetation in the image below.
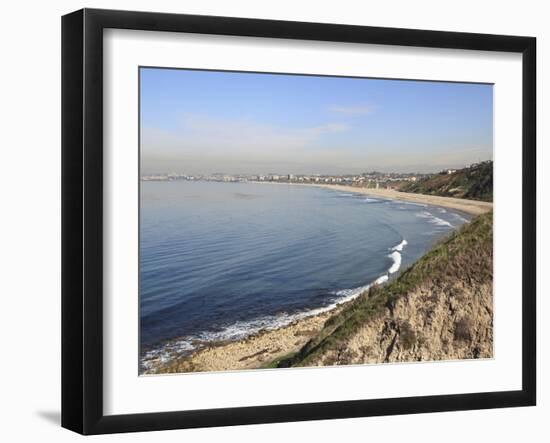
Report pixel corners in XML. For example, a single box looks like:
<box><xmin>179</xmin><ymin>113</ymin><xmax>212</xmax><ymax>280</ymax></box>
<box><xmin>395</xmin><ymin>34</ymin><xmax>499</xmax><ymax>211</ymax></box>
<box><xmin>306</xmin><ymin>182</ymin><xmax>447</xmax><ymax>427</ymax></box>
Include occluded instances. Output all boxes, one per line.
<box><xmin>399</xmin><ymin>161</ymin><xmax>493</xmax><ymax>202</ymax></box>
<box><xmin>282</xmin><ymin>211</ymin><xmax>493</xmax><ymax>367</ymax></box>
<box><xmin>260</xmin><ymin>351</ymin><xmax>299</xmax><ymax>369</ymax></box>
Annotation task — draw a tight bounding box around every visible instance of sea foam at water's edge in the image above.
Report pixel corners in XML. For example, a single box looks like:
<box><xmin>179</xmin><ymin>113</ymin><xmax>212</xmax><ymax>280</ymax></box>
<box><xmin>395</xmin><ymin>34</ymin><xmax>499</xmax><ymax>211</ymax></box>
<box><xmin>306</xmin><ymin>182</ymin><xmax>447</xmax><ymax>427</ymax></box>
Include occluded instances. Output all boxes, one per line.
<box><xmin>391</xmin><ymin>239</ymin><xmax>408</xmax><ymax>252</ymax></box>
<box><xmin>387</xmin><ymin>251</ymin><xmax>402</xmax><ymax>274</ymax></box>
<box><xmin>387</xmin><ymin>239</ymin><xmax>407</xmax><ymax>274</ymax></box>
<box><xmin>416</xmin><ymin>210</ymin><xmax>454</xmax><ymax>228</ymax></box>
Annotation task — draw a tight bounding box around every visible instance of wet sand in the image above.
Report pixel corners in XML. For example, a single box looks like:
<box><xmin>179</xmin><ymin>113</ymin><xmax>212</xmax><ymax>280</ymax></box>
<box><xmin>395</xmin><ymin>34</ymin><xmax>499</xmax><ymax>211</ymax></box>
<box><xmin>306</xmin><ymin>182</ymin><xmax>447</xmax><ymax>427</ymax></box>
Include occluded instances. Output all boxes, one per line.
<box><xmin>315</xmin><ymin>184</ymin><xmax>493</xmax><ymax>216</ymax></box>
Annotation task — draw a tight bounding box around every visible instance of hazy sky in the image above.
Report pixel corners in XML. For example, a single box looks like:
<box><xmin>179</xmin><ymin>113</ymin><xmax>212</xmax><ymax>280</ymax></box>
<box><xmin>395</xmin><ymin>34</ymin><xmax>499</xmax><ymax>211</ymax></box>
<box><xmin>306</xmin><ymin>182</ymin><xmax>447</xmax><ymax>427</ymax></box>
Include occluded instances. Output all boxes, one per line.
<box><xmin>140</xmin><ymin>68</ymin><xmax>493</xmax><ymax>175</ymax></box>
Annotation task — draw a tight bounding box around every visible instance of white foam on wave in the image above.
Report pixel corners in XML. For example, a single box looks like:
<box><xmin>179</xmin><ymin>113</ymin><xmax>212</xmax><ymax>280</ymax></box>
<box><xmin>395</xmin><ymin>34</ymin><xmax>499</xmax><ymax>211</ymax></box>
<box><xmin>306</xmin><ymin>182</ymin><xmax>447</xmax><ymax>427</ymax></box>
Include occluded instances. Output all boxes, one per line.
<box><xmin>374</xmin><ymin>275</ymin><xmax>389</xmax><ymax>285</ymax></box>
<box><xmin>437</xmin><ymin>208</ymin><xmax>470</xmax><ymax>225</ymax></box>
<box><xmin>416</xmin><ymin>210</ymin><xmax>454</xmax><ymax>228</ymax></box>
<box><xmin>431</xmin><ymin>216</ymin><xmax>453</xmax><ymax>228</ymax></box>
<box><xmin>399</xmin><ymin>201</ymin><xmax>428</xmax><ymax>207</ymax></box>
<box><xmin>141</xmin><ymin>340</ymin><xmax>196</xmax><ymax>370</ymax></box>
<box><xmin>385</xmin><ymin>238</ymin><xmax>408</xmax><ymax>276</ymax></box>
<box><xmin>364</xmin><ymin>197</ymin><xmax>380</xmax><ymax>203</ymax></box>
<box><xmin>391</xmin><ymin>239</ymin><xmax>408</xmax><ymax>252</ymax></box>
<box><xmin>387</xmin><ymin>251</ymin><xmax>402</xmax><ymax>274</ymax></box>
<box><xmin>332</xmin><ymin>282</ymin><xmax>375</xmax><ymax>302</ymax></box>
<box><xmin>452</xmin><ymin>213</ymin><xmax>469</xmax><ymax>223</ymax></box>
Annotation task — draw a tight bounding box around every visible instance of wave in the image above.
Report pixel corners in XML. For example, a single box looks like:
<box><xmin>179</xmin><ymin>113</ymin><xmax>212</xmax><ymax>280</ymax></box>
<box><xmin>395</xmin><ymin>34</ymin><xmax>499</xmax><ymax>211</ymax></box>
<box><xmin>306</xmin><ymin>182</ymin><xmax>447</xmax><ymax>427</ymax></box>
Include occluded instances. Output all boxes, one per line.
<box><xmin>431</xmin><ymin>216</ymin><xmax>453</xmax><ymax>228</ymax></box>
<box><xmin>452</xmin><ymin>213</ymin><xmax>470</xmax><ymax>223</ymax></box>
<box><xmin>399</xmin><ymin>201</ymin><xmax>428</xmax><ymax>207</ymax></box>
<box><xmin>142</xmin><ymin>340</ymin><xmax>195</xmax><ymax>369</ymax></box>
<box><xmin>437</xmin><ymin>208</ymin><xmax>471</xmax><ymax>225</ymax></box>
<box><xmin>386</xmin><ymin>238</ymin><xmax>408</xmax><ymax>274</ymax></box>
<box><xmin>416</xmin><ymin>210</ymin><xmax>454</xmax><ymax>228</ymax></box>
<box><xmin>391</xmin><ymin>239</ymin><xmax>408</xmax><ymax>252</ymax></box>
<box><xmin>388</xmin><ymin>251</ymin><xmax>402</xmax><ymax>274</ymax></box>
<box><xmin>363</xmin><ymin>197</ymin><xmax>380</xmax><ymax>203</ymax></box>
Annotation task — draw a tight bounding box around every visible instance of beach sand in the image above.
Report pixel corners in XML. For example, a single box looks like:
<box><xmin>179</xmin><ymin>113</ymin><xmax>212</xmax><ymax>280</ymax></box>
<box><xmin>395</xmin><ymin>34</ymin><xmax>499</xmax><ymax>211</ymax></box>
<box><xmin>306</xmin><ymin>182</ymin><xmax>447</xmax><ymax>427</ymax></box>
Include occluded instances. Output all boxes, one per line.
<box><xmin>144</xmin><ymin>187</ymin><xmax>493</xmax><ymax>374</ymax></box>
<box><xmin>315</xmin><ymin>184</ymin><xmax>493</xmax><ymax>216</ymax></box>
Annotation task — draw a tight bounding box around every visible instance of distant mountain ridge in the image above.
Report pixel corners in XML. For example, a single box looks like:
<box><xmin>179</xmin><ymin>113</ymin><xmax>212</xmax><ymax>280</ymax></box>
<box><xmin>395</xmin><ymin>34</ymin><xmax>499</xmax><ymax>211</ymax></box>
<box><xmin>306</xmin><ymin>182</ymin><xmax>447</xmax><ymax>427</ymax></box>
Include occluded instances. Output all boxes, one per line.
<box><xmin>399</xmin><ymin>161</ymin><xmax>493</xmax><ymax>202</ymax></box>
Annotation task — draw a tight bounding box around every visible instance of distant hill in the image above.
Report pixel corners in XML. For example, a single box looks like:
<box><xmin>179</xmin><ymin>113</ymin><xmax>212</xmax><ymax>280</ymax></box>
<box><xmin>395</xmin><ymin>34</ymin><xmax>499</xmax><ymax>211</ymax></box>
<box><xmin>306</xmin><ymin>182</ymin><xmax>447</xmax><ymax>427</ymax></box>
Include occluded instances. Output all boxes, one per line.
<box><xmin>281</xmin><ymin>211</ymin><xmax>493</xmax><ymax>368</ymax></box>
<box><xmin>399</xmin><ymin>161</ymin><xmax>493</xmax><ymax>202</ymax></box>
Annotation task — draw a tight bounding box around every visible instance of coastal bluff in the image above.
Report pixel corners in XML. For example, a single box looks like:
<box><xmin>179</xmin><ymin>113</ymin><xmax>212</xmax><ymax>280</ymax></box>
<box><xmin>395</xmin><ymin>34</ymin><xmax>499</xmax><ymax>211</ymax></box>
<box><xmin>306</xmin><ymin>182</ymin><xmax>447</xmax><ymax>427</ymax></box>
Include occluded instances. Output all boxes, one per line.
<box><xmin>285</xmin><ymin>211</ymin><xmax>493</xmax><ymax>368</ymax></box>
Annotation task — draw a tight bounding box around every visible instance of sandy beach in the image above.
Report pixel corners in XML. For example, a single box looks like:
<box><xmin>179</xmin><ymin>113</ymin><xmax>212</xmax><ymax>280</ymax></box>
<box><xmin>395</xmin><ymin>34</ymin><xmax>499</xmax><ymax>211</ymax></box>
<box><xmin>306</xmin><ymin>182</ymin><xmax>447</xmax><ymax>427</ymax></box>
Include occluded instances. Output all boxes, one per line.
<box><xmin>252</xmin><ymin>181</ymin><xmax>492</xmax><ymax>216</ymax></box>
<box><xmin>315</xmin><ymin>184</ymin><xmax>493</xmax><ymax>216</ymax></box>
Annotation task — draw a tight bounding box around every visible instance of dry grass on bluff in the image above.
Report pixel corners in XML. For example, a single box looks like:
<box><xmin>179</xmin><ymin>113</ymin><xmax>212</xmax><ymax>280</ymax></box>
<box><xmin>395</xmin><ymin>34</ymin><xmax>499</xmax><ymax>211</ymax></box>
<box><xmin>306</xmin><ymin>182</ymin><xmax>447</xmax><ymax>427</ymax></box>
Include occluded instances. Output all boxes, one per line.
<box><xmin>399</xmin><ymin>161</ymin><xmax>493</xmax><ymax>202</ymax></box>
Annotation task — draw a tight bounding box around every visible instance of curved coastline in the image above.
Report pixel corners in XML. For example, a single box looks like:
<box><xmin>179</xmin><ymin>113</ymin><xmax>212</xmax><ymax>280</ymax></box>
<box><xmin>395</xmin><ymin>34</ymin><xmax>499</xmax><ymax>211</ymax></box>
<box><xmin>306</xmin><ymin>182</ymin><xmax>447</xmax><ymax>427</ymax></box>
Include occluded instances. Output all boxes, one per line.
<box><xmin>141</xmin><ymin>184</ymin><xmax>491</xmax><ymax>375</ymax></box>
<box><xmin>312</xmin><ymin>183</ymin><xmax>492</xmax><ymax>216</ymax></box>
<box><xmin>247</xmin><ymin>181</ymin><xmax>491</xmax><ymax>216</ymax></box>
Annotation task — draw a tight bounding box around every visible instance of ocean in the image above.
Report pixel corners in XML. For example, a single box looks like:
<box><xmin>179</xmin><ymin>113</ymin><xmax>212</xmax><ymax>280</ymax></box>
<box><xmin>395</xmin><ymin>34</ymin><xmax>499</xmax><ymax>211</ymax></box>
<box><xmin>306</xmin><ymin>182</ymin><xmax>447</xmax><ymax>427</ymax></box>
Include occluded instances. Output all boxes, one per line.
<box><xmin>139</xmin><ymin>181</ymin><xmax>468</xmax><ymax>370</ymax></box>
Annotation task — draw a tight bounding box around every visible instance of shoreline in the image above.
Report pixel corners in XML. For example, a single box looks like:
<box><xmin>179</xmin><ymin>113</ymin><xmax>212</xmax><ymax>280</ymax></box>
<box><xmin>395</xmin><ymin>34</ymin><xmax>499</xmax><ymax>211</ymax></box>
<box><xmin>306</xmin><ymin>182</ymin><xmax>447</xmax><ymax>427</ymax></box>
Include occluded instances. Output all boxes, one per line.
<box><xmin>145</xmin><ymin>179</ymin><xmax>492</xmax><ymax>216</ymax></box>
<box><xmin>142</xmin><ymin>272</ymin><xmax>390</xmax><ymax>374</ymax></box>
<box><xmin>142</xmin><ymin>184</ymin><xmax>491</xmax><ymax>374</ymax></box>
<box><xmin>143</xmin><ymin>308</ymin><xmax>338</xmax><ymax>374</ymax></box>
<box><xmin>141</xmin><ymin>270</ymin><xmax>389</xmax><ymax>374</ymax></box>
<box><xmin>252</xmin><ymin>181</ymin><xmax>492</xmax><ymax>216</ymax></box>
<box><xmin>313</xmin><ymin>184</ymin><xmax>492</xmax><ymax>216</ymax></box>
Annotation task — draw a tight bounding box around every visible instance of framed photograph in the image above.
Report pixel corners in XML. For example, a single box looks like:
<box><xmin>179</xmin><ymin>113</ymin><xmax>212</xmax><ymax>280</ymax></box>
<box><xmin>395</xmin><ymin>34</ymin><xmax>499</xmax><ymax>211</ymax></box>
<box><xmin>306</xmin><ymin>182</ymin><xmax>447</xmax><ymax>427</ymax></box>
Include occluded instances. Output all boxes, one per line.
<box><xmin>61</xmin><ymin>8</ymin><xmax>536</xmax><ymax>434</ymax></box>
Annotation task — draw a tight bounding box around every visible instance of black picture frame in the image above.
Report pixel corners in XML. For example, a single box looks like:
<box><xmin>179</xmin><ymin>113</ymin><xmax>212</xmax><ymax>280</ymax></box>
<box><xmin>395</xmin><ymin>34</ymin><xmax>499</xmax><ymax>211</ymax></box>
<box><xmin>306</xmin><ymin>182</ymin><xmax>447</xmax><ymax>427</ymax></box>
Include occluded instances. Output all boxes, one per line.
<box><xmin>61</xmin><ymin>8</ymin><xmax>536</xmax><ymax>435</ymax></box>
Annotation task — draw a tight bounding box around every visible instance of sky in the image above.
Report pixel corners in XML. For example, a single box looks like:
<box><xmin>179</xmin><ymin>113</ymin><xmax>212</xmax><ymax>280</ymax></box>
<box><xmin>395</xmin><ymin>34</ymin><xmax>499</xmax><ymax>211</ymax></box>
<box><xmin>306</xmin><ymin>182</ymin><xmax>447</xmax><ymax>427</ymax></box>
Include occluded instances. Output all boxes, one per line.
<box><xmin>140</xmin><ymin>67</ymin><xmax>493</xmax><ymax>175</ymax></box>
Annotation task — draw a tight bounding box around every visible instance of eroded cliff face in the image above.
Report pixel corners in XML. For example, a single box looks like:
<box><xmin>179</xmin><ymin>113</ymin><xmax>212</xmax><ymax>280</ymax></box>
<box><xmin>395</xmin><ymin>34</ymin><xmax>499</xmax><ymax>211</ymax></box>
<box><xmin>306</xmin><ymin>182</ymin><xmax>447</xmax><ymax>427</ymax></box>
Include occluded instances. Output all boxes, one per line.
<box><xmin>306</xmin><ymin>281</ymin><xmax>492</xmax><ymax>366</ymax></box>
<box><xmin>291</xmin><ymin>211</ymin><xmax>493</xmax><ymax>368</ymax></box>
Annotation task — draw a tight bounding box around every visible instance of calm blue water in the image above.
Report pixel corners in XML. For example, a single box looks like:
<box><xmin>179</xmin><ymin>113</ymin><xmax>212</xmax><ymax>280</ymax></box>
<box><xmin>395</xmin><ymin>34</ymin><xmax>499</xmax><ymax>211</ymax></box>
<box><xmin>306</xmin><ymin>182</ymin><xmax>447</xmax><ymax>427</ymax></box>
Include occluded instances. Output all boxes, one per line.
<box><xmin>139</xmin><ymin>181</ymin><xmax>468</xmax><ymax>368</ymax></box>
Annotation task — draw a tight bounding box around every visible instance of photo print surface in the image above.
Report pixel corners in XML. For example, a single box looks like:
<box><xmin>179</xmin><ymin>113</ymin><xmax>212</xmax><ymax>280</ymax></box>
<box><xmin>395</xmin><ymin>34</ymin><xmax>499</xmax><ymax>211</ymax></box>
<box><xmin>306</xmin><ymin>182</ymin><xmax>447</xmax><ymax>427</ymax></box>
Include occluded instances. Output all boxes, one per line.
<box><xmin>138</xmin><ymin>67</ymin><xmax>494</xmax><ymax>375</ymax></box>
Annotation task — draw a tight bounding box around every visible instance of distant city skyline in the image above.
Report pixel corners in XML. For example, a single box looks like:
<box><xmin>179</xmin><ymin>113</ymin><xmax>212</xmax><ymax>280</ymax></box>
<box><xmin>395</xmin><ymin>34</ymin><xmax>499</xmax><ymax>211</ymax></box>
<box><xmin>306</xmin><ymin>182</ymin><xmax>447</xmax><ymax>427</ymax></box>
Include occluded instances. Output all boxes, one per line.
<box><xmin>140</xmin><ymin>68</ymin><xmax>493</xmax><ymax>175</ymax></box>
